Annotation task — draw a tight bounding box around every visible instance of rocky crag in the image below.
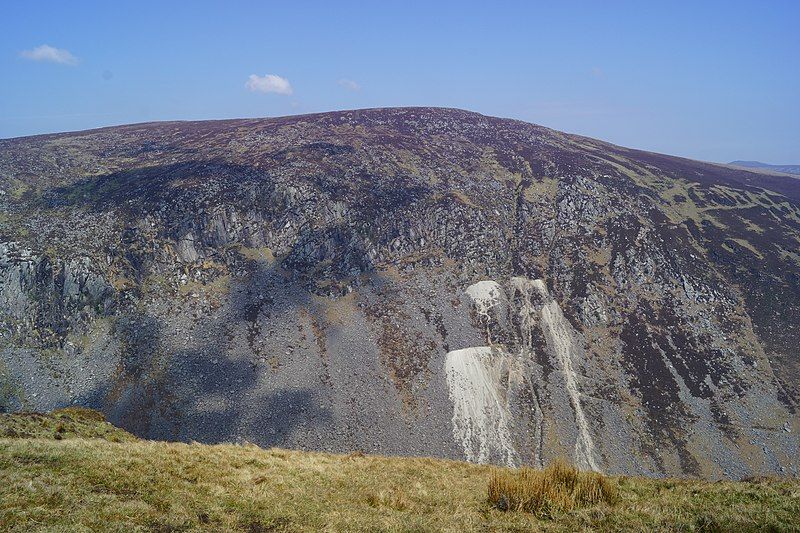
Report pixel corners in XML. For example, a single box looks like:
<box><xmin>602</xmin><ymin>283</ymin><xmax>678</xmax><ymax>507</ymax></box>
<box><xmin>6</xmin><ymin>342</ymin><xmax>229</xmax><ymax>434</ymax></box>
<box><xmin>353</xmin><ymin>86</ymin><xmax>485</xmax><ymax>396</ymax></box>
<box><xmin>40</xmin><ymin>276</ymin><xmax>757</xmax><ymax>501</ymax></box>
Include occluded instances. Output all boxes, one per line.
<box><xmin>1</xmin><ymin>108</ymin><xmax>798</xmax><ymax>478</ymax></box>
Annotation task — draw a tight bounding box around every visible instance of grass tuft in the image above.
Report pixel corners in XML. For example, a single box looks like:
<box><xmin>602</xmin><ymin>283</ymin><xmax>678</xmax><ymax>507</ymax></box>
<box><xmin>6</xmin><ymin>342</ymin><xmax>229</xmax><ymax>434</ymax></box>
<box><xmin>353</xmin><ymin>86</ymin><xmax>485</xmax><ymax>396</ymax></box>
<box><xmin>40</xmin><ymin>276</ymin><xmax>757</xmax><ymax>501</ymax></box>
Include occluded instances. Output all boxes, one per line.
<box><xmin>365</xmin><ymin>488</ymin><xmax>410</xmax><ymax>511</ymax></box>
<box><xmin>488</xmin><ymin>459</ymin><xmax>618</xmax><ymax>517</ymax></box>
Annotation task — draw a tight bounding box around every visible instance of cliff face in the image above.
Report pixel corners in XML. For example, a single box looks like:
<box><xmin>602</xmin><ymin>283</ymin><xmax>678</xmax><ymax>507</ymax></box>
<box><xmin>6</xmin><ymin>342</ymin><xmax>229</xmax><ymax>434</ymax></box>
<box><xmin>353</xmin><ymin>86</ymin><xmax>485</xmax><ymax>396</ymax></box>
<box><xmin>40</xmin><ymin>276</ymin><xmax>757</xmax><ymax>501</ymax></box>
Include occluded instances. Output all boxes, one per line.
<box><xmin>1</xmin><ymin>108</ymin><xmax>798</xmax><ymax>478</ymax></box>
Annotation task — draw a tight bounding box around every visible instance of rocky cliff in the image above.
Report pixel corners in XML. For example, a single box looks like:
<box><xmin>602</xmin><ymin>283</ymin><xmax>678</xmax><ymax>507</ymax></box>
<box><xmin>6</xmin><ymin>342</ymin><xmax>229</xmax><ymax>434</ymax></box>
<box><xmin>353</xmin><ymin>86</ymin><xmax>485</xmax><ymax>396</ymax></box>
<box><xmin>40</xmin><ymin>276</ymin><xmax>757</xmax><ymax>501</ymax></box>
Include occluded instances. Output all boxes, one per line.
<box><xmin>1</xmin><ymin>107</ymin><xmax>798</xmax><ymax>478</ymax></box>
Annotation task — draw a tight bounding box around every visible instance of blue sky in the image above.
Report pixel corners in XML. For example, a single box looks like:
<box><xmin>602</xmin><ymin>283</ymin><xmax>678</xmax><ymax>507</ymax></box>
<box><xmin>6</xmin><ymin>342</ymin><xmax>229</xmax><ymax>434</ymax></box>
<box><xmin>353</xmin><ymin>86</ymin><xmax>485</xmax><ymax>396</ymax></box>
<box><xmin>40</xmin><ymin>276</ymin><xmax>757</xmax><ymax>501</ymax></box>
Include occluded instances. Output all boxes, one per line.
<box><xmin>2</xmin><ymin>1</ymin><xmax>798</xmax><ymax>163</ymax></box>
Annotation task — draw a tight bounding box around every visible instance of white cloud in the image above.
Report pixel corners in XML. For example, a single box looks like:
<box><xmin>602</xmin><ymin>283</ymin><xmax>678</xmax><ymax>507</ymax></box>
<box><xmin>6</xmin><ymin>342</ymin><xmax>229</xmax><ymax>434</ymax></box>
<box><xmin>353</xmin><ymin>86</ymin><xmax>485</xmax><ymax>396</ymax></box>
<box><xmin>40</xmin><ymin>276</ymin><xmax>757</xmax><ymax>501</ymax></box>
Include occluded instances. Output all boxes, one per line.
<box><xmin>245</xmin><ymin>74</ymin><xmax>293</xmax><ymax>95</ymax></box>
<box><xmin>20</xmin><ymin>44</ymin><xmax>79</xmax><ymax>65</ymax></box>
<box><xmin>337</xmin><ymin>78</ymin><xmax>361</xmax><ymax>91</ymax></box>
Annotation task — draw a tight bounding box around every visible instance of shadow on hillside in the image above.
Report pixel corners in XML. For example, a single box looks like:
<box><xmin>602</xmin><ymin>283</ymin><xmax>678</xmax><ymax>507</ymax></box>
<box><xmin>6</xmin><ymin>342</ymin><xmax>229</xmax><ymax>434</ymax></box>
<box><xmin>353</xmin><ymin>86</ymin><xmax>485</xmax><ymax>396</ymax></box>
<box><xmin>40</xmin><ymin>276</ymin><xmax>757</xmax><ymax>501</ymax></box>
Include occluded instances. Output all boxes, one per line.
<box><xmin>76</xmin><ymin>257</ymin><xmax>337</xmax><ymax>446</ymax></box>
<box><xmin>55</xmin><ymin>151</ymin><xmax>436</xmax><ymax>447</ymax></box>
<box><xmin>42</xmin><ymin>159</ymin><xmax>271</xmax><ymax>210</ymax></box>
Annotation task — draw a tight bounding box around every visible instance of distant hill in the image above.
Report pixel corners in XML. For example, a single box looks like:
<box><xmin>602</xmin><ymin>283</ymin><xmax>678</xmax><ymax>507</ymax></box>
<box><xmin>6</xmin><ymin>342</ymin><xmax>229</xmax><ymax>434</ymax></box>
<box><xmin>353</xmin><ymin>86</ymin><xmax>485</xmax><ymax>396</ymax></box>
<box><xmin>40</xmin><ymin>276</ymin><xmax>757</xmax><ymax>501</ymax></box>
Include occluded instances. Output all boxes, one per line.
<box><xmin>729</xmin><ymin>160</ymin><xmax>800</xmax><ymax>175</ymax></box>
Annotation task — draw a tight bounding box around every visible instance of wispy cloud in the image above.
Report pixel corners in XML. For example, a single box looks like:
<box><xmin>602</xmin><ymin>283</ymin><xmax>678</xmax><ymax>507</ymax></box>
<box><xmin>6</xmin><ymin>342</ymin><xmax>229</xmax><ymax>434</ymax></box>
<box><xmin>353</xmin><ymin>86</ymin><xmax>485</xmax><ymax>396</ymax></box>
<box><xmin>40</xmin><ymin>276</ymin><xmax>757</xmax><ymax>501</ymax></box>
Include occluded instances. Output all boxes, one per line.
<box><xmin>337</xmin><ymin>78</ymin><xmax>361</xmax><ymax>91</ymax></box>
<box><xmin>20</xmin><ymin>44</ymin><xmax>79</xmax><ymax>65</ymax></box>
<box><xmin>591</xmin><ymin>67</ymin><xmax>604</xmax><ymax>78</ymax></box>
<box><xmin>245</xmin><ymin>74</ymin><xmax>293</xmax><ymax>95</ymax></box>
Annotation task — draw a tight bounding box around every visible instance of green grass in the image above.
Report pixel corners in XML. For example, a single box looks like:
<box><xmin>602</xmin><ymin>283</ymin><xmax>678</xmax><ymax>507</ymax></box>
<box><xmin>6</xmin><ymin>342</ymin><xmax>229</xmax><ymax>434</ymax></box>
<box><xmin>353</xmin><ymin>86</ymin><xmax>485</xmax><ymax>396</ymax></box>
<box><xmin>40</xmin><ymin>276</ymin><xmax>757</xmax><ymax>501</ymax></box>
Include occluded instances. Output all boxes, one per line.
<box><xmin>0</xmin><ymin>410</ymin><xmax>798</xmax><ymax>531</ymax></box>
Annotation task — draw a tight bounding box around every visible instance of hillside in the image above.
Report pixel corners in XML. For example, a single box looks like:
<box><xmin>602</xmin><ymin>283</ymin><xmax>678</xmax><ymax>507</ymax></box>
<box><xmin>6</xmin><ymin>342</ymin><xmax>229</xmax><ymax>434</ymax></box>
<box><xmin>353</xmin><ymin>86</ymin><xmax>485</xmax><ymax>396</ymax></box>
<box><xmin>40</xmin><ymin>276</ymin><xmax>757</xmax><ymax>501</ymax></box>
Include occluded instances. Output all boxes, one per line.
<box><xmin>1</xmin><ymin>107</ymin><xmax>799</xmax><ymax>478</ymax></box>
<box><xmin>1</xmin><ymin>410</ymin><xmax>798</xmax><ymax>531</ymax></box>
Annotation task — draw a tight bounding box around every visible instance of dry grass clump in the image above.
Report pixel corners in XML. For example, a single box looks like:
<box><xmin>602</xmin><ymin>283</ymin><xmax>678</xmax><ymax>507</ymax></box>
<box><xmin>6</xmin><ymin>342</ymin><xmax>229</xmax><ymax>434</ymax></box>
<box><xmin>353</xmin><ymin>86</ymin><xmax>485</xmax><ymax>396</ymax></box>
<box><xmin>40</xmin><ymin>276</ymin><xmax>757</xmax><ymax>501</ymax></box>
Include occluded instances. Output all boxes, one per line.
<box><xmin>365</xmin><ymin>488</ymin><xmax>411</xmax><ymax>511</ymax></box>
<box><xmin>488</xmin><ymin>459</ymin><xmax>618</xmax><ymax>517</ymax></box>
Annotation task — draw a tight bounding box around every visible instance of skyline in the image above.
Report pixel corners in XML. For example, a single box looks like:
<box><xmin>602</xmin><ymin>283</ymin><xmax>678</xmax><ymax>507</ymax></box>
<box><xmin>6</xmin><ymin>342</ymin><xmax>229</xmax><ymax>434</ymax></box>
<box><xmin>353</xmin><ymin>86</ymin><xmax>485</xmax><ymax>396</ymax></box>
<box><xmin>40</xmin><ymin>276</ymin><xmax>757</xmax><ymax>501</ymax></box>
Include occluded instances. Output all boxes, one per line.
<box><xmin>2</xmin><ymin>0</ymin><xmax>798</xmax><ymax>164</ymax></box>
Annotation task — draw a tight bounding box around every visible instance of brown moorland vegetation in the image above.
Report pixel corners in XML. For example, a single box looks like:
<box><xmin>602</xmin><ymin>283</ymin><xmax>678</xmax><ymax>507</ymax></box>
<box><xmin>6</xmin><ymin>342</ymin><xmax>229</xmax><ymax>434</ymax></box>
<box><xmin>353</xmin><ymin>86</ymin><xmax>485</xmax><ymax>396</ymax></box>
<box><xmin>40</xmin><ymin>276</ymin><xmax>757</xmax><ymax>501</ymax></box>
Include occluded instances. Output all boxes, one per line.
<box><xmin>488</xmin><ymin>459</ymin><xmax>619</xmax><ymax>517</ymax></box>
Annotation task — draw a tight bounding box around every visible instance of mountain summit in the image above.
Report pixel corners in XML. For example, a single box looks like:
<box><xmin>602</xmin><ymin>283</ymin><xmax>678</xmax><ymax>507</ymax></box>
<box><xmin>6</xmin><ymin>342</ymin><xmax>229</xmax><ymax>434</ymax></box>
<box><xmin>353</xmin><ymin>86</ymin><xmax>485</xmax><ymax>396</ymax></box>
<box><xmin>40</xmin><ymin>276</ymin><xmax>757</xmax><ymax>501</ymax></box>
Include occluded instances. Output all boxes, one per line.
<box><xmin>1</xmin><ymin>107</ymin><xmax>798</xmax><ymax>478</ymax></box>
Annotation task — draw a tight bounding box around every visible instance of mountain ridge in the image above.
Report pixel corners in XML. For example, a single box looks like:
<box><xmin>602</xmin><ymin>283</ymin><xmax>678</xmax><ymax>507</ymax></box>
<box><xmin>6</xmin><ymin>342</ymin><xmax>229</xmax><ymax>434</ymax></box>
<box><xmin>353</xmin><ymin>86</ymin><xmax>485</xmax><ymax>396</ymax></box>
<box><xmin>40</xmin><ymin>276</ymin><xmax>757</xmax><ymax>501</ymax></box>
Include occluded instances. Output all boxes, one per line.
<box><xmin>3</xmin><ymin>106</ymin><xmax>792</xmax><ymax>182</ymax></box>
<box><xmin>4</xmin><ymin>106</ymin><xmax>798</xmax><ymax>201</ymax></box>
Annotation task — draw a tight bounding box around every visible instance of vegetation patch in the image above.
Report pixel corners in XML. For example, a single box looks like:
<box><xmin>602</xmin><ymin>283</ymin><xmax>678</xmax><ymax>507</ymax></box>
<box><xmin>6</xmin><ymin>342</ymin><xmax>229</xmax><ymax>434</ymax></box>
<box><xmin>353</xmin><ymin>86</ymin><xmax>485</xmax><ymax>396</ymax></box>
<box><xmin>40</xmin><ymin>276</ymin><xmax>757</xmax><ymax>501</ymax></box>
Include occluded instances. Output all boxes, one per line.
<box><xmin>236</xmin><ymin>245</ymin><xmax>276</xmax><ymax>263</ymax></box>
<box><xmin>0</xmin><ymin>407</ymin><xmax>136</xmax><ymax>442</ymax></box>
<box><xmin>488</xmin><ymin>460</ymin><xmax>618</xmax><ymax>518</ymax></box>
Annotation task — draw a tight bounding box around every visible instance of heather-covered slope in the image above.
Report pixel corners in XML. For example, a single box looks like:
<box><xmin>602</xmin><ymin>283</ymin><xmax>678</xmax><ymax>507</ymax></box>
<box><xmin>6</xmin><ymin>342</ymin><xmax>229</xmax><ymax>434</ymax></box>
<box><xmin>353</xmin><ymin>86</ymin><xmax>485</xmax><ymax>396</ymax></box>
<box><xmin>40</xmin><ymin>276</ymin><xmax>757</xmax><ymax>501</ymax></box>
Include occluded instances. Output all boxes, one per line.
<box><xmin>1</xmin><ymin>107</ymin><xmax>798</xmax><ymax>478</ymax></box>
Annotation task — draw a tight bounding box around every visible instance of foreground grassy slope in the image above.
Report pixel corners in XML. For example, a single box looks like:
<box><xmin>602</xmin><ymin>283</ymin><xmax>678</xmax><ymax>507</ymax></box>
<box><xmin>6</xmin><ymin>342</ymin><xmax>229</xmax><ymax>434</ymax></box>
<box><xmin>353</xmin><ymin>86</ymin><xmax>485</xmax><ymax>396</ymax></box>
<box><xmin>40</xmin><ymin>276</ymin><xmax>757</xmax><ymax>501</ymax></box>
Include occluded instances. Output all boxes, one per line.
<box><xmin>0</xmin><ymin>411</ymin><xmax>798</xmax><ymax>532</ymax></box>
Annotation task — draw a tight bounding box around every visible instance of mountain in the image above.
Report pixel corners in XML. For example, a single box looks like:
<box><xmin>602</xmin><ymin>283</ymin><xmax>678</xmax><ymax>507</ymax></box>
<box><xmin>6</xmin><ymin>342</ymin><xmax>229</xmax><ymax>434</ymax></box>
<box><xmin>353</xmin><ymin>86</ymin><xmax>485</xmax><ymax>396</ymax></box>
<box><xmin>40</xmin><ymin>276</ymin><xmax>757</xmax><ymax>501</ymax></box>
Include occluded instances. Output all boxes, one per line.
<box><xmin>1</xmin><ymin>107</ymin><xmax>798</xmax><ymax>479</ymax></box>
<box><xmin>729</xmin><ymin>160</ymin><xmax>800</xmax><ymax>176</ymax></box>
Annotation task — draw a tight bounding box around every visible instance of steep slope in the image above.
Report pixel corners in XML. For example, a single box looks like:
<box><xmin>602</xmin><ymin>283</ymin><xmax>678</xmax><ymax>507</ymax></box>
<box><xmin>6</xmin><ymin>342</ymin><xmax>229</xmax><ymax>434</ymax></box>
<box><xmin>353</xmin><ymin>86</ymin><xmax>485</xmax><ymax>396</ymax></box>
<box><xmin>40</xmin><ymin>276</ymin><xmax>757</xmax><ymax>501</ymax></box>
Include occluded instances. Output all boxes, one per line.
<box><xmin>1</xmin><ymin>107</ymin><xmax>798</xmax><ymax>478</ymax></box>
